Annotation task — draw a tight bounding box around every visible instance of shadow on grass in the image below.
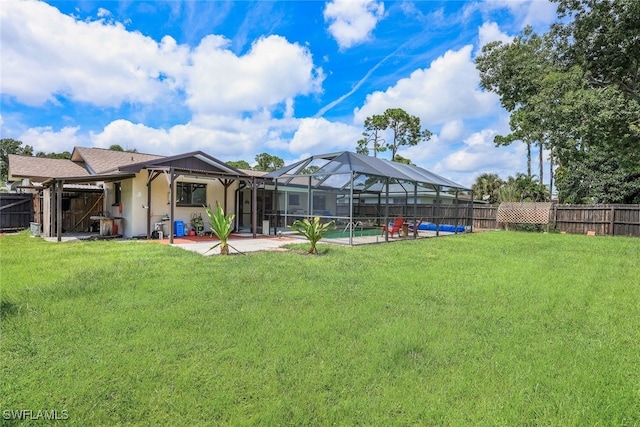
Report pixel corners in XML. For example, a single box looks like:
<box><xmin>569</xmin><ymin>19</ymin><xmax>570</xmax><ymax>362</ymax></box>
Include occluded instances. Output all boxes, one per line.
<box><xmin>0</xmin><ymin>298</ymin><xmax>19</xmax><ymax>320</ymax></box>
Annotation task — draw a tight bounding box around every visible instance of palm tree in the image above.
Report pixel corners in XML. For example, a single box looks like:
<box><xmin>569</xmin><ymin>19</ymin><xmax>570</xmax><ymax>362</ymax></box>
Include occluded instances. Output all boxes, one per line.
<box><xmin>472</xmin><ymin>173</ymin><xmax>503</xmax><ymax>204</ymax></box>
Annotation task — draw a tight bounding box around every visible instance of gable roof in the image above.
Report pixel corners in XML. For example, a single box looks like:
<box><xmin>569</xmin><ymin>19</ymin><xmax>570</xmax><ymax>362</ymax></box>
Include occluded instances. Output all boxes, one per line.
<box><xmin>71</xmin><ymin>147</ymin><xmax>162</xmax><ymax>174</ymax></box>
<box><xmin>8</xmin><ymin>154</ymin><xmax>90</xmax><ymax>181</ymax></box>
<box><xmin>118</xmin><ymin>151</ymin><xmax>249</xmax><ymax>178</ymax></box>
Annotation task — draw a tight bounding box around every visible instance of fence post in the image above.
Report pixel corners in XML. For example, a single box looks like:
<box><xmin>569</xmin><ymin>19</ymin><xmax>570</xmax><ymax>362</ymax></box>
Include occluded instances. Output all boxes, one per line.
<box><xmin>609</xmin><ymin>206</ymin><xmax>615</xmax><ymax>236</ymax></box>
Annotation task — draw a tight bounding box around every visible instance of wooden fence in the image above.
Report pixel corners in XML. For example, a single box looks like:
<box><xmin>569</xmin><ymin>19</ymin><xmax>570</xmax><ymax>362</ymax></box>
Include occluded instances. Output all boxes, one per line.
<box><xmin>0</xmin><ymin>193</ymin><xmax>34</xmax><ymax>231</ymax></box>
<box><xmin>473</xmin><ymin>205</ymin><xmax>499</xmax><ymax>230</ymax></box>
<box><xmin>473</xmin><ymin>204</ymin><xmax>640</xmax><ymax>237</ymax></box>
<box><xmin>552</xmin><ymin>204</ymin><xmax>640</xmax><ymax>237</ymax></box>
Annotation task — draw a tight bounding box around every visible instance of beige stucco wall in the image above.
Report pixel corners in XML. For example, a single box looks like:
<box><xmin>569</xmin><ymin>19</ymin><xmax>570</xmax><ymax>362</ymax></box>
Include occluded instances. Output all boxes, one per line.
<box><xmin>109</xmin><ymin>173</ymin><xmax>239</xmax><ymax>237</ymax></box>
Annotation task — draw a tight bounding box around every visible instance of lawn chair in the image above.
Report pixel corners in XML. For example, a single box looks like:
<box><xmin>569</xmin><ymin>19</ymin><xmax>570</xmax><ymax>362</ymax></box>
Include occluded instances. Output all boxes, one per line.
<box><xmin>408</xmin><ymin>218</ymin><xmax>423</xmax><ymax>237</ymax></box>
<box><xmin>382</xmin><ymin>217</ymin><xmax>404</xmax><ymax>238</ymax></box>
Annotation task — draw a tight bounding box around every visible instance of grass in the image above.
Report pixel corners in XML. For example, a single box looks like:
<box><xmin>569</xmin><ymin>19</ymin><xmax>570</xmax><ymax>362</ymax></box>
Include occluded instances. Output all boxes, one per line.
<box><xmin>1</xmin><ymin>231</ymin><xmax>639</xmax><ymax>426</ymax></box>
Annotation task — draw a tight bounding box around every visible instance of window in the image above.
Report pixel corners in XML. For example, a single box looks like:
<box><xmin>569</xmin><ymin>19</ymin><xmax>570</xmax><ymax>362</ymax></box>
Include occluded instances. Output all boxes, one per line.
<box><xmin>313</xmin><ymin>195</ymin><xmax>326</xmax><ymax>210</ymax></box>
<box><xmin>177</xmin><ymin>182</ymin><xmax>207</xmax><ymax>206</ymax></box>
<box><xmin>112</xmin><ymin>182</ymin><xmax>122</xmax><ymax>206</ymax></box>
<box><xmin>288</xmin><ymin>194</ymin><xmax>300</xmax><ymax>206</ymax></box>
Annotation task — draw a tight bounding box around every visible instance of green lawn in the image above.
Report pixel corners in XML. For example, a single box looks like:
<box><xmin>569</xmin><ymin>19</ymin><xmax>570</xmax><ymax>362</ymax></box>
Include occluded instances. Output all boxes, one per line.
<box><xmin>1</xmin><ymin>231</ymin><xmax>639</xmax><ymax>426</ymax></box>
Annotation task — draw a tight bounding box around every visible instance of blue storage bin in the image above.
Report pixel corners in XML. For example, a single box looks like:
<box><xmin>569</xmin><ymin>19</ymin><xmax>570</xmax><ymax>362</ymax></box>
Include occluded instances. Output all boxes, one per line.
<box><xmin>174</xmin><ymin>220</ymin><xmax>185</xmax><ymax>237</ymax></box>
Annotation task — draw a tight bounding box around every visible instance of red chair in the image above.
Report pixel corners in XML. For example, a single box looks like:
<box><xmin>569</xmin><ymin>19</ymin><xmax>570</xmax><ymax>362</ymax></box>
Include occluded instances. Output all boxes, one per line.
<box><xmin>382</xmin><ymin>217</ymin><xmax>404</xmax><ymax>238</ymax></box>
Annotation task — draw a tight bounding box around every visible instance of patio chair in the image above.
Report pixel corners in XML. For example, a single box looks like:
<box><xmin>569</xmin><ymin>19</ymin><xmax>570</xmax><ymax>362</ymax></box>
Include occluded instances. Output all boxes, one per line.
<box><xmin>408</xmin><ymin>218</ymin><xmax>423</xmax><ymax>235</ymax></box>
<box><xmin>382</xmin><ymin>217</ymin><xmax>404</xmax><ymax>238</ymax></box>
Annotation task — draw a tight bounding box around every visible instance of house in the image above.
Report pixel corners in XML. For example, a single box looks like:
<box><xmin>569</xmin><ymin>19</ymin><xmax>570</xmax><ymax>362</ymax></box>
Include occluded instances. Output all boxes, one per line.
<box><xmin>8</xmin><ymin>147</ymin><xmax>267</xmax><ymax>242</ymax></box>
<box><xmin>8</xmin><ymin>148</ymin><xmax>475</xmax><ymax>244</ymax></box>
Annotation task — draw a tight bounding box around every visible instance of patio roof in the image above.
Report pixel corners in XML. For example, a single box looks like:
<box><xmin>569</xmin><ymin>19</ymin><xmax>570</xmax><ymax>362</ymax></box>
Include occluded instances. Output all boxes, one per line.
<box><xmin>265</xmin><ymin>151</ymin><xmax>470</xmax><ymax>191</ymax></box>
<box><xmin>118</xmin><ymin>150</ymin><xmax>250</xmax><ymax>180</ymax></box>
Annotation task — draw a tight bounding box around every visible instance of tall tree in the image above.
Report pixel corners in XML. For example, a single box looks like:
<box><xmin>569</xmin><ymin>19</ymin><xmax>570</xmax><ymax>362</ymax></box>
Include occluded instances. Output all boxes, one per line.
<box><xmin>357</xmin><ymin>108</ymin><xmax>432</xmax><ymax>161</ymax></box>
<box><xmin>254</xmin><ymin>153</ymin><xmax>284</xmax><ymax>172</ymax></box>
<box><xmin>500</xmin><ymin>174</ymin><xmax>550</xmax><ymax>203</ymax></box>
<box><xmin>383</xmin><ymin>108</ymin><xmax>432</xmax><ymax>161</ymax></box>
<box><xmin>476</xmin><ymin>1</ymin><xmax>640</xmax><ymax>203</ymax></box>
<box><xmin>1</xmin><ymin>138</ymin><xmax>33</xmax><ymax>183</ymax></box>
<box><xmin>36</xmin><ymin>151</ymin><xmax>71</xmax><ymax>159</ymax></box>
<box><xmin>356</xmin><ymin>114</ymin><xmax>387</xmax><ymax>157</ymax></box>
<box><xmin>392</xmin><ymin>154</ymin><xmax>414</xmax><ymax>165</ymax></box>
<box><xmin>226</xmin><ymin>160</ymin><xmax>251</xmax><ymax>170</ymax></box>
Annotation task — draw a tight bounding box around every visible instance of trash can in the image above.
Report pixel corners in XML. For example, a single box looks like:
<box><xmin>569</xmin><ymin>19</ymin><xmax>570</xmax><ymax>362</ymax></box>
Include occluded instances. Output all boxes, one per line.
<box><xmin>30</xmin><ymin>222</ymin><xmax>41</xmax><ymax>237</ymax></box>
<box><xmin>262</xmin><ymin>220</ymin><xmax>270</xmax><ymax>235</ymax></box>
<box><xmin>174</xmin><ymin>220</ymin><xmax>185</xmax><ymax>237</ymax></box>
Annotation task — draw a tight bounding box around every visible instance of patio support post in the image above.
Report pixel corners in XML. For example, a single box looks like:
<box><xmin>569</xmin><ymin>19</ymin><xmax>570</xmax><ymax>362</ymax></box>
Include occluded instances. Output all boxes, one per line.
<box><xmin>274</xmin><ymin>180</ymin><xmax>278</xmax><ymax>235</ymax></box>
<box><xmin>349</xmin><ymin>171</ymin><xmax>354</xmax><ymax>246</ymax></box>
<box><xmin>251</xmin><ymin>178</ymin><xmax>257</xmax><ymax>238</ymax></box>
<box><xmin>169</xmin><ymin>167</ymin><xmax>175</xmax><ymax>244</ymax></box>
<box><xmin>218</xmin><ymin>179</ymin><xmax>233</xmax><ymax>214</ymax></box>
<box><xmin>435</xmin><ymin>186</ymin><xmax>441</xmax><ymax>237</ymax></box>
<box><xmin>146</xmin><ymin>170</ymin><xmax>152</xmax><ymax>239</ymax></box>
<box><xmin>413</xmin><ymin>182</ymin><xmax>418</xmax><ymax>239</ymax></box>
<box><xmin>384</xmin><ymin>177</ymin><xmax>390</xmax><ymax>242</ymax></box>
<box><xmin>56</xmin><ymin>180</ymin><xmax>63</xmax><ymax>242</ymax></box>
<box><xmin>49</xmin><ymin>185</ymin><xmax>55</xmax><ymax>238</ymax></box>
<box><xmin>307</xmin><ymin>176</ymin><xmax>312</xmax><ymax>219</ymax></box>
<box><xmin>454</xmin><ymin>189</ymin><xmax>459</xmax><ymax>234</ymax></box>
<box><xmin>469</xmin><ymin>190</ymin><xmax>474</xmax><ymax>233</ymax></box>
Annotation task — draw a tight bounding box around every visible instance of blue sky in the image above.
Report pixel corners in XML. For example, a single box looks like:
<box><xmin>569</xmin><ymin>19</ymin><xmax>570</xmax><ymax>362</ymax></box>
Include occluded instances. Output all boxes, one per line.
<box><xmin>0</xmin><ymin>0</ymin><xmax>558</xmax><ymax>186</ymax></box>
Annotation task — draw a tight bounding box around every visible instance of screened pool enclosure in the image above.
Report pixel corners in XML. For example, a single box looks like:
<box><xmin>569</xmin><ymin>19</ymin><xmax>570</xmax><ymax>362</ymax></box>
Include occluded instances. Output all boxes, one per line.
<box><xmin>264</xmin><ymin>152</ymin><xmax>474</xmax><ymax>245</ymax></box>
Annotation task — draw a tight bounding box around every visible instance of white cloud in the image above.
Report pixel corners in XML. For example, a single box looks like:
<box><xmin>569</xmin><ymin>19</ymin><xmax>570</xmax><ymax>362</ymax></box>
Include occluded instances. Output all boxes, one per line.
<box><xmin>472</xmin><ymin>0</ymin><xmax>557</xmax><ymax>29</ymax></box>
<box><xmin>288</xmin><ymin>118</ymin><xmax>362</xmax><ymax>154</ymax></box>
<box><xmin>186</xmin><ymin>35</ymin><xmax>324</xmax><ymax>115</ymax></box>
<box><xmin>0</xmin><ymin>1</ymin><xmax>189</xmax><ymax>107</ymax></box>
<box><xmin>19</xmin><ymin>126</ymin><xmax>83</xmax><ymax>154</ymax></box>
<box><xmin>432</xmin><ymin>127</ymin><xmax>526</xmax><ymax>186</ymax></box>
<box><xmin>0</xmin><ymin>2</ymin><xmax>323</xmax><ymax>118</ymax></box>
<box><xmin>90</xmin><ymin>119</ymin><xmax>267</xmax><ymax>159</ymax></box>
<box><xmin>324</xmin><ymin>0</ymin><xmax>385</xmax><ymax>50</ymax></box>
<box><xmin>478</xmin><ymin>21</ymin><xmax>513</xmax><ymax>50</ymax></box>
<box><xmin>439</xmin><ymin>120</ymin><xmax>465</xmax><ymax>142</ymax></box>
<box><xmin>354</xmin><ymin>45</ymin><xmax>500</xmax><ymax>127</ymax></box>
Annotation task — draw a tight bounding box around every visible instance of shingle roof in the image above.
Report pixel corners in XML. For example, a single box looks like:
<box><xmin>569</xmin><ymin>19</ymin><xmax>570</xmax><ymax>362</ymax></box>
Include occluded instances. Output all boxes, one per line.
<box><xmin>71</xmin><ymin>147</ymin><xmax>162</xmax><ymax>174</ymax></box>
<box><xmin>8</xmin><ymin>154</ymin><xmax>90</xmax><ymax>181</ymax></box>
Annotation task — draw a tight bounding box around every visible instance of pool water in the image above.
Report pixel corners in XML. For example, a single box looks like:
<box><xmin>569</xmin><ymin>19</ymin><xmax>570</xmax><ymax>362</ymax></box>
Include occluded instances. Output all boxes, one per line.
<box><xmin>323</xmin><ymin>227</ymin><xmax>382</xmax><ymax>239</ymax></box>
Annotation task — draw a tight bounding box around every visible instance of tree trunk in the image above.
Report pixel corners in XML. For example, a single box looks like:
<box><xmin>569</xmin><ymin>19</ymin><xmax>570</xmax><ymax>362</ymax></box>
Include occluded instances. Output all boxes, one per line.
<box><xmin>539</xmin><ymin>141</ymin><xmax>544</xmax><ymax>183</ymax></box>
<box><xmin>526</xmin><ymin>141</ymin><xmax>532</xmax><ymax>177</ymax></box>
